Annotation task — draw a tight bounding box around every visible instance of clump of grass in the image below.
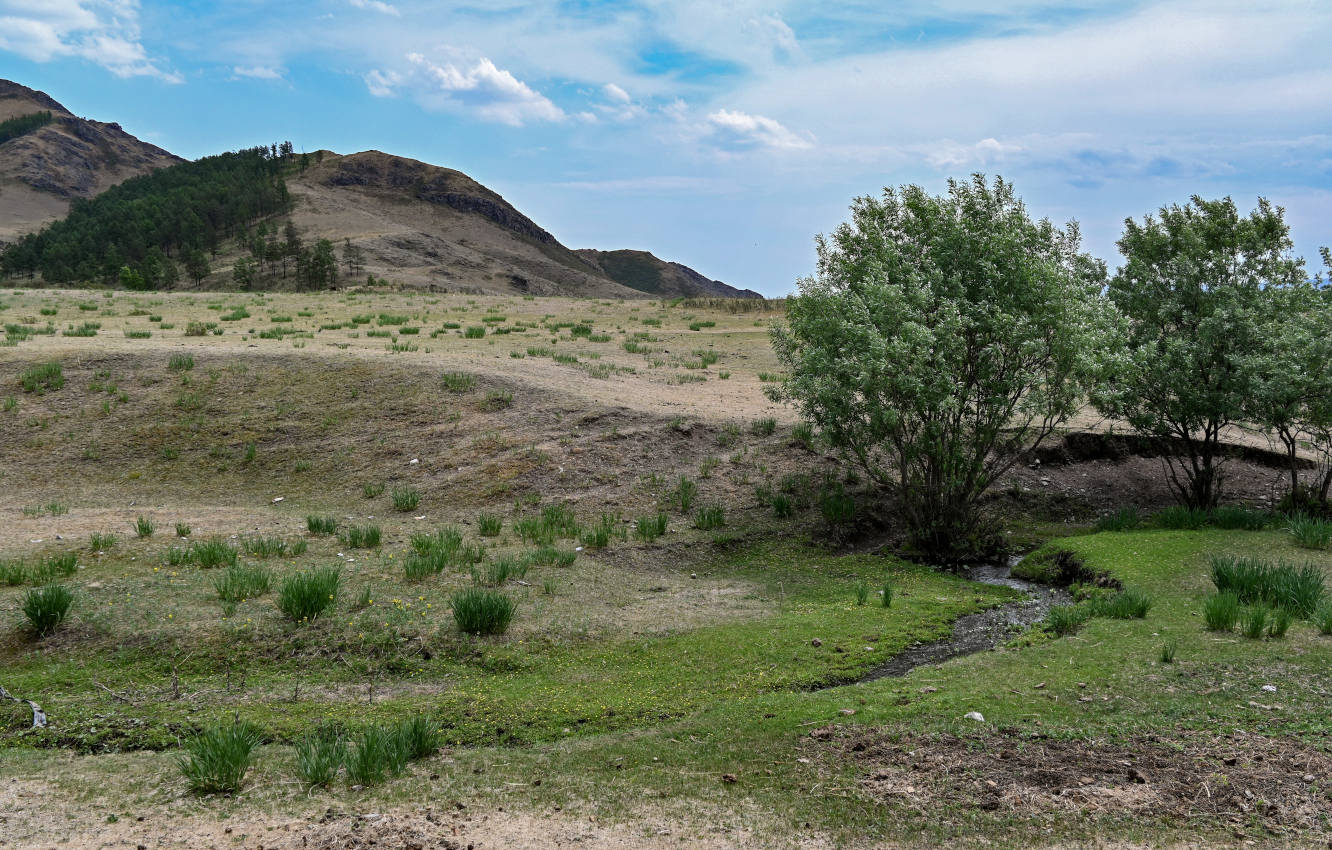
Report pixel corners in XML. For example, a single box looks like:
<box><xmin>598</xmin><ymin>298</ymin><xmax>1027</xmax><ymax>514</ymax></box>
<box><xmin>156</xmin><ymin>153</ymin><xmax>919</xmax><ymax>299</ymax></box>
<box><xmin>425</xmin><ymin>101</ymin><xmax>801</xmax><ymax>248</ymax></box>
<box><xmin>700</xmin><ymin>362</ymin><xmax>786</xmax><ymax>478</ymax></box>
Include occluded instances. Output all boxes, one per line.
<box><xmin>441</xmin><ymin>372</ymin><xmax>476</xmax><ymax>392</ymax></box>
<box><xmin>179</xmin><ymin>722</ymin><xmax>262</xmax><ymax>794</ymax></box>
<box><xmin>89</xmin><ymin>532</ymin><xmax>117</xmax><ymax>551</ymax></box>
<box><xmin>1313</xmin><ymin>603</ymin><xmax>1332</xmax><ymax>635</ymax></box>
<box><xmin>342</xmin><ymin>525</ymin><xmax>382</xmax><ymax>548</ymax></box>
<box><xmin>1241</xmin><ymin>607</ymin><xmax>1268</xmax><ymax>640</ymax></box>
<box><xmin>344</xmin><ymin>725</ymin><xmax>402</xmax><ymax>786</ymax></box>
<box><xmin>579</xmin><ymin>514</ymin><xmax>625</xmax><ymax>549</ymax></box>
<box><xmin>819</xmin><ymin>483</ymin><xmax>856</xmax><ymax>528</ymax></box>
<box><xmin>672</xmin><ymin>476</ymin><xmax>697</xmax><ymax>513</ymax></box>
<box><xmin>473</xmin><ymin>557</ymin><xmax>528</xmax><ymax>587</ymax></box>
<box><xmin>307</xmin><ymin>515</ymin><xmax>338</xmax><ymax>535</ymax></box>
<box><xmin>881</xmin><ymin>581</ymin><xmax>894</xmax><ymax>608</ymax></box>
<box><xmin>1210</xmin><ymin>554</ymin><xmax>1325</xmax><ymax>617</ymax></box>
<box><xmin>1202</xmin><ymin>592</ymin><xmax>1241</xmax><ymax>631</ymax></box>
<box><xmin>751</xmin><ymin>417</ymin><xmax>777</xmax><ymax>437</ymax></box>
<box><xmin>451</xmin><ymin>587</ymin><xmax>515</xmax><ymax>635</ymax></box>
<box><xmin>1288</xmin><ymin>513</ymin><xmax>1332</xmax><ymax>550</ymax></box>
<box><xmin>391</xmin><ymin>486</ymin><xmax>421</xmax><ymax>512</ymax></box>
<box><xmin>167</xmin><ymin>353</ymin><xmax>194</xmax><ymax>372</ymax></box>
<box><xmin>635</xmin><ymin>512</ymin><xmax>668</xmax><ymax>541</ymax></box>
<box><xmin>23</xmin><ymin>584</ymin><xmax>73</xmax><ymax>635</ymax></box>
<box><xmin>1088</xmin><ymin>588</ymin><xmax>1153</xmax><ymax>619</ymax></box>
<box><xmin>1211</xmin><ymin>506</ymin><xmax>1272</xmax><ymax>531</ymax></box>
<box><xmin>241</xmin><ymin>536</ymin><xmax>306</xmax><ymax>558</ymax></box>
<box><xmin>528</xmin><ymin>546</ymin><xmax>576</xmax><ymax>567</ymax></box>
<box><xmin>277</xmin><ymin>567</ymin><xmax>340</xmax><ymax>622</ymax></box>
<box><xmin>1159</xmin><ymin>640</ymin><xmax>1177</xmax><ymax>664</ymax></box>
<box><xmin>791</xmin><ymin>422</ymin><xmax>814</xmax><ymax>448</ymax></box>
<box><xmin>134</xmin><ymin>515</ymin><xmax>154</xmax><ymax>538</ymax></box>
<box><xmin>213</xmin><ymin>564</ymin><xmax>272</xmax><ymax>603</ymax></box>
<box><xmin>34</xmin><ymin>552</ymin><xmax>77</xmax><ymax>582</ymax></box>
<box><xmin>694</xmin><ymin>505</ymin><xmax>726</xmax><ymax>530</ymax></box>
<box><xmin>479</xmin><ymin>390</ymin><xmax>512</xmax><ymax>411</ymax></box>
<box><xmin>175</xmin><ymin>523</ymin><xmax>190</xmax><ymax>537</ymax></box>
<box><xmin>403</xmin><ymin>550</ymin><xmax>446</xmax><ymax>582</ymax></box>
<box><xmin>0</xmin><ymin>561</ymin><xmax>26</xmax><ymax>586</ymax></box>
<box><xmin>463</xmin><ymin>326</ymin><xmax>486</xmax><ymax>339</ymax></box>
<box><xmin>395</xmin><ymin>715</ymin><xmax>439</xmax><ymax>761</ymax></box>
<box><xmin>1267</xmin><ymin>607</ymin><xmax>1292</xmax><ymax>639</ymax></box>
<box><xmin>20</xmin><ymin>362</ymin><xmax>64</xmax><ymax>393</ymax></box>
<box><xmin>853</xmin><ymin>579</ymin><xmax>869</xmax><ymax>606</ymax></box>
<box><xmin>362</xmin><ymin>482</ymin><xmax>385</xmax><ymax>499</ymax></box>
<box><xmin>772</xmin><ymin>493</ymin><xmax>794</xmax><ymax>518</ymax></box>
<box><xmin>189</xmin><ymin>538</ymin><xmax>239</xmax><ymax>569</ymax></box>
<box><xmin>1046</xmin><ymin>604</ymin><xmax>1091</xmax><ymax>636</ymax></box>
<box><xmin>1095</xmin><ymin>507</ymin><xmax>1141</xmax><ymax>532</ymax></box>
<box><xmin>295</xmin><ymin>730</ymin><xmax>346</xmax><ymax>789</ymax></box>
<box><xmin>1154</xmin><ymin>506</ymin><xmax>1209</xmax><ymax>530</ymax></box>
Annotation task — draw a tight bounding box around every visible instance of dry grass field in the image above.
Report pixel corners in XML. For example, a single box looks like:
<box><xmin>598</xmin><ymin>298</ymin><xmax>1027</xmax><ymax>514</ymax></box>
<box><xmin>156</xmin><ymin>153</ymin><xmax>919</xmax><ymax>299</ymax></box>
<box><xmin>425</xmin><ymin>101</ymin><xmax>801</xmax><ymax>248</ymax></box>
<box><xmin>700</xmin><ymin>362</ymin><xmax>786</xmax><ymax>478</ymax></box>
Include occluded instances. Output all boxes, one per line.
<box><xmin>1</xmin><ymin>286</ymin><xmax>1330</xmax><ymax>849</ymax></box>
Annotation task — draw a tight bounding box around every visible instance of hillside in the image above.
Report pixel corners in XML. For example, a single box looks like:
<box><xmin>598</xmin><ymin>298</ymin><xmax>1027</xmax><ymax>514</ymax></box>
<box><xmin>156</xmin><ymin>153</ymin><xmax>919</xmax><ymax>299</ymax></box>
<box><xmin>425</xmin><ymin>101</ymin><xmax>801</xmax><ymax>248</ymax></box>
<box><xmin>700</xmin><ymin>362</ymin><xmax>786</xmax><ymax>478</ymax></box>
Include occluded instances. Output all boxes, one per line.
<box><xmin>0</xmin><ymin>80</ymin><xmax>181</xmax><ymax>243</ymax></box>
<box><xmin>575</xmin><ymin>248</ymin><xmax>763</xmax><ymax>298</ymax></box>
<box><xmin>283</xmin><ymin>150</ymin><xmax>642</xmax><ymax>297</ymax></box>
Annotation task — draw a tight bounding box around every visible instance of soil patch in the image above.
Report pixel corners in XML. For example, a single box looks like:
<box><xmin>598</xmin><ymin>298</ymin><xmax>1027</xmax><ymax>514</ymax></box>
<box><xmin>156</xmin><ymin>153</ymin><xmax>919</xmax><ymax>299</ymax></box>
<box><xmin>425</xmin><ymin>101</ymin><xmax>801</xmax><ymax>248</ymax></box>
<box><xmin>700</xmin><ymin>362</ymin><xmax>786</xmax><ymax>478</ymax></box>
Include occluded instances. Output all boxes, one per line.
<box><xmin>816</xmin><ymin>726</ymin><xmax>1332</xmax><ymax>841</ymax></box>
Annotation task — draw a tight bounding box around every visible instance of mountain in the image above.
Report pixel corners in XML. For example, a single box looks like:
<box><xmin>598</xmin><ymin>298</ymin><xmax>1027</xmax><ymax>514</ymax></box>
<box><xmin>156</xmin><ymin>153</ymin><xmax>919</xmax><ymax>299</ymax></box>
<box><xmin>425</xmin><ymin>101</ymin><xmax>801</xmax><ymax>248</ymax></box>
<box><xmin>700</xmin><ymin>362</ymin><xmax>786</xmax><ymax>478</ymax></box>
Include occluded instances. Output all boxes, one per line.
<box><xmin>0</xmin><ymin>80</ymin><xmax>181</xmax><ymax>243</ymax></box>
<box><xmin>573</xmin><ymin>249</ymin><xmax>762</xmax><ymax>299</ymax></box>
<box><xmin>284</xmin><ymin>150</ymin><xmax>642</xmax><ymax>298</ymax></box>
<box><xmin>0</xmin><ymin>79</ymin><xmax>755</xmax><ymax>299</ymax></box>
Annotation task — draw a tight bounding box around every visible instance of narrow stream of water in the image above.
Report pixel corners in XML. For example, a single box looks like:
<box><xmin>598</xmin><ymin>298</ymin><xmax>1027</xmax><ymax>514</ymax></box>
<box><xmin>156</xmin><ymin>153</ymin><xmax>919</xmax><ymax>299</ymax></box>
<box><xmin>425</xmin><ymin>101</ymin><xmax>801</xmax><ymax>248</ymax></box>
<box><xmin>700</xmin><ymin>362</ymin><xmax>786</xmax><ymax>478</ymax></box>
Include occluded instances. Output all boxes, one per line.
<box><xmin>858</xmin><ymin>558</ymin><xmax>1070</xmax><ymax>682</ymax></box>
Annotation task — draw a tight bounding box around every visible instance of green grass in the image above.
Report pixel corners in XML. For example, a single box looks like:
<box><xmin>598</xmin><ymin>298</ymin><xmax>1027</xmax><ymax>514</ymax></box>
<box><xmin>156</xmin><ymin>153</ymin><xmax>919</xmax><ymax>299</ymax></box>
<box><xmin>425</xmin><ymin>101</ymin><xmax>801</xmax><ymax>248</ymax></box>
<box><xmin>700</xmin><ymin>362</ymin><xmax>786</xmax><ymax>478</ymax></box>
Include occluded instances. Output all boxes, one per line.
<box><xmin>477</xmin><ymin>512</ymin><xmax>502</xmax><ymax>537</ymax></box>
<box><xmin>22</xmin><ymin>584</ymin><xmax>74</xmax><ymax>635</ymax></box>
<box><xmin>1288</xmin><ymin>513</ymin><xmax>1332</xmax><ymax>550</ymax></box>
<box><xmin>635</xmin><ymin>512</ymin><xmax>668</xmax><ymax>541</ymax></box>
<box><xmin>694</xmin><ymin>505</ymin><xmax>726</xmax><ymax>530</ymax></box>
<box><xmin>342</xmin><ymin>525</ymin><xmax>382</xmax><ymax>548</ymax></box>
<box><xmin>240</xmin><ymin>536</ymin><xmax>307</xmax><ymax>558</ymax></box>
<box><xmin>19</xmin><ymin>362</ymin><xmax>63</xmax><ymax>393</ymax></box>
<box><xmin>306</xmin><ymin>515</ymin><xmax>338</xmax><ymax>535</ymax></box>
<box><xmin>295</xmin><ymin>729</ymin><xmax>346</xmax><ymax>789</ymax></box>
<box><xmin>276</xmin><ymin>567</ymin><xmax>340</xmax><ymax>622</ymax></box>
<box><xmin>178</xmin><ymin>722</ymin><xmax>261</xmax><ymax>794</ymax></box>
<box><xmin>1095</xmin><ymin>507</ymin><xmax>1141</xmax><ymax>532</ymax></box>
<box><xmin>1210</xmin><ymin>554</ymin><xmax>1325</xmax><ymax>616</ymax></box>
<box><xmin>450</xmin><ymin>587</ymin><xmax>516</xmax><ymax>634</ymax></box>
<box><xmin>212</xmin><ymin>564</ymin><xmax>273</xmax><ymax>604</ymax></box>
<box><xmin>89</xmin><ymin>533</ymin><xmax>117</xmax><ymax>551</ymax></box>
<box><xmin>134</xmin><ymin>516</ymin><xmax>154</xmax><ymax>538</ymax></box>
<box><xmin>1202</xmin><ymin>591</ymin><xmax>1241</xmax><ymax>631</ymax></box>
<box><xmin>390</xmin><ymin>486</ymin><xmax>421</xmax><ymax>512</ymax></box>
<box><xmin>751</xmin><ymin>417</ymin><xmax>777</xmax><ymax>436</ymax></box>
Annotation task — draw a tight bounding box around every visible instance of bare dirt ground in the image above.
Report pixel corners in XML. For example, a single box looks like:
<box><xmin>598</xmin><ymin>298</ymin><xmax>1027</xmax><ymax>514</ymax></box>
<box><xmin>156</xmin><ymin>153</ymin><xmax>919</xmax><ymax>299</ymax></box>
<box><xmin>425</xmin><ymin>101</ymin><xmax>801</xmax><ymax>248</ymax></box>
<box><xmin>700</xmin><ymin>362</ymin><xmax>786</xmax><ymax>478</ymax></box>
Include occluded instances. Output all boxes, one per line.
<box><xmin>817</xmin><ymin>725</ymin><xmax>1332</xmax><ymax>845</ymax></box>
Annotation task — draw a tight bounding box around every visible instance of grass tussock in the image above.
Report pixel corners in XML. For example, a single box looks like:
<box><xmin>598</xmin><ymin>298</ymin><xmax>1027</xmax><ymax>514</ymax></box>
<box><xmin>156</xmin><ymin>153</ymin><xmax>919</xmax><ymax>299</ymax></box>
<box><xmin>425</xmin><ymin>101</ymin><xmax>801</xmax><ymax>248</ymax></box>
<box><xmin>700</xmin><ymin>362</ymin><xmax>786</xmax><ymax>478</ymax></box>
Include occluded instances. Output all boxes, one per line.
<box><xmin>450</xmin><ymin>587</ymin><xmax>515</xmax><ymax>635</ymax></box>
<box><xmin>277</xmin><ymin>567</ymin><xmax>340</xmax><ymax>622</ymax></box>
<box><xmin>22</xmin><ymin>584</ymin><xmax>74</xmax><ymax>635</ymax></box>
<box><xmin>179</xmin><ymin>722</ymin><xmax>262</xmax><ymax>794</ymax></box>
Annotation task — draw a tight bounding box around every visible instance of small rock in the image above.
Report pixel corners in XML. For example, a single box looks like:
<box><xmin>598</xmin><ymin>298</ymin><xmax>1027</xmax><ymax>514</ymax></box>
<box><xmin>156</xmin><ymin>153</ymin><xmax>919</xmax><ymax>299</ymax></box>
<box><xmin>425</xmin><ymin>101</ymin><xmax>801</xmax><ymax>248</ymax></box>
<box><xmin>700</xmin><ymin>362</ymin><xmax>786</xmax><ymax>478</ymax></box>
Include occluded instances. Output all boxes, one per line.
<box><xmin>272</xmin><ymin>497</ymin><xmax>284</xmax><ymax>503</ymax></box>
<box><xmin>810</xmin><ymin>638</ymin><xmax>822</xmax><ymax>647</ymax></box>
<box><xmin>721</xmin><ymin>773</ymin><xmax>737</xmax><ymax>783</ymax></box>
<box><xmin>690</xmin><ymin>572</ymin><xmax>697</xmax><ymax>579</ymax></box>
<box><xmin>863</xmin><ymin>645</ymin><xmax>875</xmax><ymax>652</ymax></box>
<box><xmin>964</xmin><ymin>711</ymin><xmax>985</xmax><ymax>722</ymax></box>
<box><xmin>409</xmin><ymin>458</ymin><xmax>419</xmax><ymax>465</ymax></box>
<box><xmin>1079</xmin><ymin>776</ymin><xmax>1094</xmax><ymax>785</ymax></box>
<box><xmin>1261</xmin><ymin>684</ymin><xmax>1277</xmax><ymax>693</ymax></box>
<box><xmin>1034</xmin><ymin>682</ymin><xmax>1046</xmax><ymax>689</ymax></box>
<box><xmin>1303</xmin><ymin>774</ymin><xmax>1316</xmax><ymax>783</ymax></box>
<box><xmin>921</xmin><ymin>686</ymin><xmax>939</xmax><ymax>694</ymax></box>
<box><xmin>839</xmin><ymin>708</ymin><xmax>856</xmax><ymax>716</ymax></box>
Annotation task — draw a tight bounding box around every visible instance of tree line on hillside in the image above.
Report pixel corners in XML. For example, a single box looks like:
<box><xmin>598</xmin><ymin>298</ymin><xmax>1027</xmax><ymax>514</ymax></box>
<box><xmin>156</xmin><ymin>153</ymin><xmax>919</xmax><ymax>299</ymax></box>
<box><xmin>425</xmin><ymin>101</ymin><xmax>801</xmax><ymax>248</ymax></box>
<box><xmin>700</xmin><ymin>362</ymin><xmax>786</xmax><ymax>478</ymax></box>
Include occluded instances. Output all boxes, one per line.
<box><xmin>772</xmin><ymin>175</ymin><xmax>1332</xmax><ymax>563</ymax></box>
<box><xmin>229</xmin><ymin>221</ymin><xmax>367</xmax><ymax>292</ymax></box>
<box><xmin>0</xmin><ymin>110</ymin><xmax>54</xmax><ymax>145</ymax></box>
<box><xmin>0</xmin><ymin>144</ymin><xmax>294</xmax><ymax>287</ymax></box>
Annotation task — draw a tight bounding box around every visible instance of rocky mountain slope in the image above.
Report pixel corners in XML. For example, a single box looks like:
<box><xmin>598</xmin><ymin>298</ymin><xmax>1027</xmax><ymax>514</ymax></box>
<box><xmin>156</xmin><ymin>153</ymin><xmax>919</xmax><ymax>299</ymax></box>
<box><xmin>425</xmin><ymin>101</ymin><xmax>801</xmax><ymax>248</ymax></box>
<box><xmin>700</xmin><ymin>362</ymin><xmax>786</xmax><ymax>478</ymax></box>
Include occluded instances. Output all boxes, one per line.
<box><xmin>0</xmin><ymin>80</ymin><xmax>181</xmax><ymax>243</ymax></box>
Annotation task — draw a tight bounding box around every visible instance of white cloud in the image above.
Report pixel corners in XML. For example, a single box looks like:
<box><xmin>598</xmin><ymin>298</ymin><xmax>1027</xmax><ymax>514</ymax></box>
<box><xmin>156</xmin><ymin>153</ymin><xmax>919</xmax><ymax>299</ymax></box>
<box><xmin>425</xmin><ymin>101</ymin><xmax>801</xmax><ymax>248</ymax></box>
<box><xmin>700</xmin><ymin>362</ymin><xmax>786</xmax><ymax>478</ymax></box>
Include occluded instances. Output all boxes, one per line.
<box><xmin>706</xmin><ymin>109</ymin><xmax>812</xmax><ymax>151</ymax></box>
<box><xmin>602</xmin><ymin>83</ymin><xmax>631</xmax><ymax>104</ymax></box>
<box><xmin>0</xmin><ymin>0</ymin><xmax>180</xmax><ymax>82</ymax></box>
<box><xmin>232</xmin><ymin>64</ymin><xmax>284</xmax><ymax>80</ymax></box>
<box><xmin>366</xmin><ymin>53</ymin><xmax>564</xmax><ymax>126</ymax></box>
<box><xmin>926</xmin><ymin>137</ymin><xmax>1023</xmax><ymax>169</ymax></box>
<box><xmin>348</xmin><ymin>0</ymin><xmax>400</xmax><ymax>16</ymax></box>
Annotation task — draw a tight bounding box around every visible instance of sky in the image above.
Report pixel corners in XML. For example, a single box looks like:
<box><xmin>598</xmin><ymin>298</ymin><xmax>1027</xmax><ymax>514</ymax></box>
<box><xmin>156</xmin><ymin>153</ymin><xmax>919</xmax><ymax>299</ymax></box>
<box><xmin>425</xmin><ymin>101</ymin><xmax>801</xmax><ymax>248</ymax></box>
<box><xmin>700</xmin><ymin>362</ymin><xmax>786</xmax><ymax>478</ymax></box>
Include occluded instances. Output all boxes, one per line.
<box><xmin>0</xmin><ymin>1</ymin><xmax>1329</xmax><ymax>296</ymax></box>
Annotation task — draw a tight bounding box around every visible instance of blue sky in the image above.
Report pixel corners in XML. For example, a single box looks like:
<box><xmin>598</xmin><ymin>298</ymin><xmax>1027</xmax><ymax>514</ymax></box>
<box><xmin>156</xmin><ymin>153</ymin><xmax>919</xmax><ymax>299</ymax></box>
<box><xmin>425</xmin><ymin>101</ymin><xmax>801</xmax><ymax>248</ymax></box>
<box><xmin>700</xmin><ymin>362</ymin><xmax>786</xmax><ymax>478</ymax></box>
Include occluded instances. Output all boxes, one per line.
<box><xmin>1</xmin><ymin>0</ymin><xmax>1329</xmax><ymax>296</ymax></box>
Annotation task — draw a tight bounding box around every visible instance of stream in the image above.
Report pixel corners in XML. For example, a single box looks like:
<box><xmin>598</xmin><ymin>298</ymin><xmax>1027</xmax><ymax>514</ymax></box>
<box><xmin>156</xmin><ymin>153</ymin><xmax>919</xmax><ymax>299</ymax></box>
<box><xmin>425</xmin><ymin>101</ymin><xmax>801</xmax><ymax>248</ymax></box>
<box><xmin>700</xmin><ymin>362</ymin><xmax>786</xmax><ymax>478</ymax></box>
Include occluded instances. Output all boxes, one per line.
<box><xmin>859</xmin><ymin>557</ymin><xmax>1070</xmax><ymax>682</ymax></box>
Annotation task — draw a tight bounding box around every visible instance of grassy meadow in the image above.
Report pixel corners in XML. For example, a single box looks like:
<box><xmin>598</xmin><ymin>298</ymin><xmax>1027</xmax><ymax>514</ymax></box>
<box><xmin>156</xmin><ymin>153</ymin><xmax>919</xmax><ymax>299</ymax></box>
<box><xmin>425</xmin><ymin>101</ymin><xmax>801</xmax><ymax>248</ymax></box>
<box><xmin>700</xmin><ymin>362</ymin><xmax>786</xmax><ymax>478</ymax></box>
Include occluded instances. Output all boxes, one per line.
<box><xmin>1</xmin><ymin>287</ymin><xmax>1330</xmax><ymax>847</ymax></box>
